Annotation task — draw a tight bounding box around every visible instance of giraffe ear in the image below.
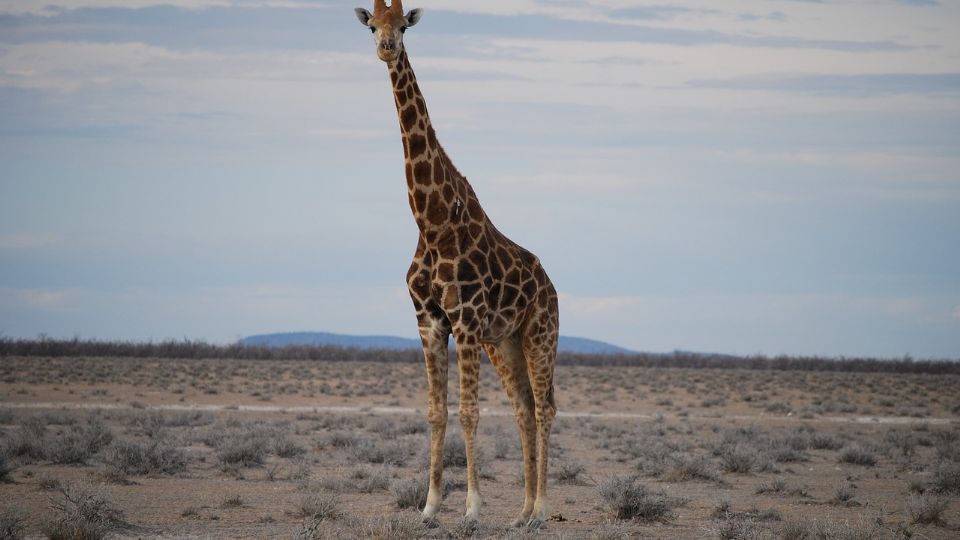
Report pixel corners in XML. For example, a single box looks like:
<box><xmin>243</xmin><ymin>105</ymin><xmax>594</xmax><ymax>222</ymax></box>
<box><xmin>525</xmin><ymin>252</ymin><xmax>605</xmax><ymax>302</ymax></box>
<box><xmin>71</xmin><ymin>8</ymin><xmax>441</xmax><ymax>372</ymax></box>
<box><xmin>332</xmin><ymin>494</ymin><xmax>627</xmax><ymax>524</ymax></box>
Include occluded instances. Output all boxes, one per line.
<box><xmin>405</xmin><ymin>8</ymin><xmax>423</xmax><ymax>27</ymax></box>
<box><xmin>355</xmin><ymin>8</ymin><xmax>373</xmax><ymax>26</ymax></box>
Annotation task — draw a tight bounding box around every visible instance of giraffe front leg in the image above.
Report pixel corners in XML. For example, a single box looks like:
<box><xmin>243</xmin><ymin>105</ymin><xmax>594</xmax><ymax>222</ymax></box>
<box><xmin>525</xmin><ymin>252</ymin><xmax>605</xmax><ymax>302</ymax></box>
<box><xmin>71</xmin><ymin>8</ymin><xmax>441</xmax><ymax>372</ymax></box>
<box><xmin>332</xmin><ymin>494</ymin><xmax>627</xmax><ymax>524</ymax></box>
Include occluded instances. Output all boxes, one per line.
<box><xmin>418</xmin><ymin>322</ymin><xmax>450</xmax><ymax>521</ymax></box>
<box><xmin>456</xmin><ymin>342</ymin><xmax>483</xmax><ymax>521</ymax></box>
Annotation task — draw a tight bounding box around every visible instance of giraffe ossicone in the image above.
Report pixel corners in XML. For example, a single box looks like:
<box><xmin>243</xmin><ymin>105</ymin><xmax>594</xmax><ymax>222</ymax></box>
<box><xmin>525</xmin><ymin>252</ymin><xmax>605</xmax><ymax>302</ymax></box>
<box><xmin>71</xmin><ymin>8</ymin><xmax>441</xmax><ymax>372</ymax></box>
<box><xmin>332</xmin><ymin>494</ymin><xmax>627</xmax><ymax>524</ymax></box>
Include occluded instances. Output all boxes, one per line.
<box><xmin>355</xmin><ymin>2</ymin><xmax>560</xmax><ymax>526</ymax></box>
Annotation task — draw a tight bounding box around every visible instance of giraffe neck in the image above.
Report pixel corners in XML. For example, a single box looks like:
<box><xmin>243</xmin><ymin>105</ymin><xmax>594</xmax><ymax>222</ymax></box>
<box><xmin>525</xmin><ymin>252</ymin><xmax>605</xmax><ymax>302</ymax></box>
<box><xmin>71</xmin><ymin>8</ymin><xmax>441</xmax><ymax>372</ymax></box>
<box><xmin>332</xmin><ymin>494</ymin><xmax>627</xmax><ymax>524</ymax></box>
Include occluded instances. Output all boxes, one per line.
<box><xmin>388</xmin><ymin>50</ymin><xmax>481</xmax><ymax>239</ymax></box>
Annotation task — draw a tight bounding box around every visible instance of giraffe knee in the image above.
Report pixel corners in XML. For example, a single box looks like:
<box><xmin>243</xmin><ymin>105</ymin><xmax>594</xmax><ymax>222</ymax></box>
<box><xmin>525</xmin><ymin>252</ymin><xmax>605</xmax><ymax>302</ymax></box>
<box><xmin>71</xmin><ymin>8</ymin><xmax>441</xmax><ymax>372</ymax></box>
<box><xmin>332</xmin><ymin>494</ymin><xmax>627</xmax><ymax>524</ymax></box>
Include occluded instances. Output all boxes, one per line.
<box><xmin>458</xmin><ymin>405</ymin><xmax>479</xmax><ymax>433</ymax></box>
<box><xmin>427</xmin><ymin>405</ymin><xmax>448</xmax><ymax>428</ymax></box>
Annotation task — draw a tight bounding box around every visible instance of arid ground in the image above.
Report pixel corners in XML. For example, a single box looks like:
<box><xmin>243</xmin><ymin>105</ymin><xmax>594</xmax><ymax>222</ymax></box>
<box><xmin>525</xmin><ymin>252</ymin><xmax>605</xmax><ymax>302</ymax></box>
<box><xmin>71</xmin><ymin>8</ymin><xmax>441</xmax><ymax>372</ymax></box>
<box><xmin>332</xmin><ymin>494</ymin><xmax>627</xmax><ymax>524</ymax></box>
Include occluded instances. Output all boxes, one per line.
<box><xmin>1</xmin><ymin>356</ymin><xmax>959</xmax><ymax>538</ymax></box>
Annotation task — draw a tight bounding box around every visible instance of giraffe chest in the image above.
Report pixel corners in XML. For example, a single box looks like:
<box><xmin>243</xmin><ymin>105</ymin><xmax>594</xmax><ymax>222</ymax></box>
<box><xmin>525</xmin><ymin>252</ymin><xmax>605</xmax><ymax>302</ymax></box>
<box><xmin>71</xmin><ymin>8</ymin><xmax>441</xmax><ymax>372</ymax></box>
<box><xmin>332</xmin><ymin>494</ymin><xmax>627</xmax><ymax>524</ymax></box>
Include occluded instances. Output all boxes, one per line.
<box><xmin>408</xmin><ymin>236</ymin><xmax>539</xmax><ymax>343</ymax></box>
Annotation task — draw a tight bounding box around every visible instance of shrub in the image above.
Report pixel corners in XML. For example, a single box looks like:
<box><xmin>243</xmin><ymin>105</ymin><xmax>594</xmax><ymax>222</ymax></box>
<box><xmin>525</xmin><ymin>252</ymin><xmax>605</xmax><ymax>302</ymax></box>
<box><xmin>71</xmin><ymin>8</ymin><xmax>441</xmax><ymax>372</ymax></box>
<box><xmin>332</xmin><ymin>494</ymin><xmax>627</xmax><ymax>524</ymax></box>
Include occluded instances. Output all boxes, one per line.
<box><xmin>493</xmin><ymin>437</ymin><xmax>512</xmax><ymax>459</ymax></box>
<box><xmin>832</xmin><ymin>482</ymin><xmax>856</xmax><ymax>504</ymax></box>
<box><xmin>598</xmin><ymin>476</ymin><xmax>674</xmax><ymax>522</ymax></box>
<box><xmin>106</xmin><ymin>439</ymin><xmax>189</xmax><ymax>477</ymax></box>
<box><xmin>357</xmin><ymin>512</ymin><xmax>426</xmax><ymax>540</ymax></box>
<box><xmin>908</xmin><ymin>493</ymin><xmax>948</xmax><ymax>526</ymax></box>
<box><xmin>755</xmin><ymin>479</ymin><xmax>786</xmax><ymax>495</ymax></box>
<box><xmin>551</xmin><ymin>459</ymin><xmax>587</xmax><ymax>485</ymax></box>
<box><xmin>216</xmin><ymin>434</ymin><xmax>267</xmax><ymax>468</ymax></box>
<box><xmin>809</xmin><ymin>434</ymin><xmax>844</xmax><ymax>450</ymax></box>
<box><xmin>719</xmin><ymin>446</ymin><xmax>756</xmax><ymax>473</ymax></box>
<box><xmin>5</xmin><ymin>423</ymin><xmax>46</xmax><ymax>462</ymax></box>
<box><xmin>221</xmin><ymin>495</ymin><xmax>244</xmax><ymax>508</ymax></box>
<box><xmin>838</xmin><ymin>446</ymin><xmax>876</xmax><ymax>467</ymax></box>
<box><xmin>778</xmin><ymin>519</ymin><xmax>881</xmax><ymax>540</ymax></box>
<box><xmin>0</xmin><ymin>453</ymin><xmax>11</xmax><ymax>483</ymax></box>
<box><xmin>714</xmin><ymin>518</ymin><xmax>768</xmax><ymax>540</ymax></box>
<box><xmin>768</xmin><ymin>441</ymin><xmax>808</xmax><ymax>463</ymax></box>
<box><xmin>663</xmin><ymin>455</ymin><xmax>717</xmax><ymax>482</ymax></box>
<box><xmin>932</xmin><ymin>460</ymin><xmax>960</xmax><ymax>494</ymax></box>
<box><xmin>392</xmin><ymin>476</ymin><xmax>428</xmax><ymax>510</ymax></box>
<box><xmin>273</xmin><ymin>436</ymin><xmax>306</xmax><ymax>458</ymax></box>
<box><xmin>43</xmin><ymin>520</ymin><xmax>107</xmax><ymax>540</ymax></box>
<box><xmin>351</xmin><ymin>466</ymin><xmax>390</xmax><ymax>493</ymax></box>
<box><xmin>46</xmin><ymin>419</ymin><xmax>114</xmax><ymax>465</ymax></box>
<box><xmin>46</xmin><ymin>482</ymin><xmax>125</xmax><ymax>539</ymax></box>
<box><xmin>38</xmin><ymin>474</ymin><xmax>64</xmax><ymax>491</ymax></box>
<box><xmin>296</xmin><ymin>493</ymin><xmax>339</xmax><ymax>521</ymax></box>
<box><xmin>442</xmin><ymin>436</ymin><xmax>467</xmax><ymax>467</ymax></box>
<box><xmin>0</xmin><ymin>505</ymin><xmax>25</xmax><ymax>540</ymax></box>
<box><xmin>352</xmin><ymin>439</ymin><xmax>407</xmax><ymax>466</ymax></box>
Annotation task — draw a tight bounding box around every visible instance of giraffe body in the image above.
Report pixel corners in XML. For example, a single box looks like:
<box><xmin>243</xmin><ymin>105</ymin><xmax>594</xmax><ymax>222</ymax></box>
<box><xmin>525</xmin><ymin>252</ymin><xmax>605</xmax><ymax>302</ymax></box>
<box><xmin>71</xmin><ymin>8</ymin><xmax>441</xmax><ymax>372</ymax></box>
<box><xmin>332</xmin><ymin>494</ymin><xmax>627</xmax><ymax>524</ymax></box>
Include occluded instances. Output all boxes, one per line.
<box><xmin>355</xmin><ymin>2</ymin><xmax>559</xmax><ymax>525</ymax></box>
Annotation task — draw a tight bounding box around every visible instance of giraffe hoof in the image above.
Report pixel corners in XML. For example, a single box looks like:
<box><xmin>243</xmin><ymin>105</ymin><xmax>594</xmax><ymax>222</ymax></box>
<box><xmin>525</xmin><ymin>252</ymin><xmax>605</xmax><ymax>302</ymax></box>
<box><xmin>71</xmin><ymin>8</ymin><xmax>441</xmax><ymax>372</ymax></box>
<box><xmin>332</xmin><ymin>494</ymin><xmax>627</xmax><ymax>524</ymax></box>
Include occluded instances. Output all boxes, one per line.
<box><xmin>520</xmin><ymin>518</ymin><xmax>545</xmax><ymax>530</ymax></box>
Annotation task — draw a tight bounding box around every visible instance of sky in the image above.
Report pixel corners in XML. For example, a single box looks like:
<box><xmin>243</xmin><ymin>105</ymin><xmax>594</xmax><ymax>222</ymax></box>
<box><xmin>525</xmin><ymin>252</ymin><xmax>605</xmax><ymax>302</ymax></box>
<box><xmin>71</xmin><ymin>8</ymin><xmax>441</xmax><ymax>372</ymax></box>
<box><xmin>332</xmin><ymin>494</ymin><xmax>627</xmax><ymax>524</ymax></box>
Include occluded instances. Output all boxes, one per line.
<box><xmin>0</xmin><ymin>0</ymin><xmax>958</xmax><ymax>358</ymax></box>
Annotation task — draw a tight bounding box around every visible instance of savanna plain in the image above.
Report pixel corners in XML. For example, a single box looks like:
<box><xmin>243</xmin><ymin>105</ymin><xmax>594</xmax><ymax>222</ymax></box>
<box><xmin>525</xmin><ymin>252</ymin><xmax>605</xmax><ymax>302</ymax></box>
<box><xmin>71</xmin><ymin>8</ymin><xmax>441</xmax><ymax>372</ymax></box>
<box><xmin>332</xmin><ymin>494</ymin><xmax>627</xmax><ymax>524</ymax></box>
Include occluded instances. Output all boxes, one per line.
<box><xmin>1</xmin><ymin>355</ymin><xmax>959</xmax><ymax>539</ymax></box>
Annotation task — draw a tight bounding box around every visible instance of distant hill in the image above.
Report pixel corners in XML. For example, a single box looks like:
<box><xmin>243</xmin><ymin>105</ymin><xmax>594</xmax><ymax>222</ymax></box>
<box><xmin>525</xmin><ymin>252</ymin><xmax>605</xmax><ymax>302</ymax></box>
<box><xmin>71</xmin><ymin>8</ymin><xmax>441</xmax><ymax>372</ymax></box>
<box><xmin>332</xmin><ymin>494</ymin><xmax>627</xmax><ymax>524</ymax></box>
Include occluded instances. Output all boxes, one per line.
<box><xmin>240</xmin><ymin>331</ymin><xmax>634</xmax><ymax>354</ymax></box>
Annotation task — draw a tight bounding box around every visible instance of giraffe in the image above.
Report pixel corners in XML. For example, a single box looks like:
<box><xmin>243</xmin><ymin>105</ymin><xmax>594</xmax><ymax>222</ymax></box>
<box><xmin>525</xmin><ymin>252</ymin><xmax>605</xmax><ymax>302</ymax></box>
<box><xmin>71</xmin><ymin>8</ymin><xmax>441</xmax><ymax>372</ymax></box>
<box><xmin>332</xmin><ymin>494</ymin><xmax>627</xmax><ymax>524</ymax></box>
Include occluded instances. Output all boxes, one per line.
<box><xmin>355</xmin><ymin>1</ymin><xmax>559</xmax><ymax>526</ymax></box>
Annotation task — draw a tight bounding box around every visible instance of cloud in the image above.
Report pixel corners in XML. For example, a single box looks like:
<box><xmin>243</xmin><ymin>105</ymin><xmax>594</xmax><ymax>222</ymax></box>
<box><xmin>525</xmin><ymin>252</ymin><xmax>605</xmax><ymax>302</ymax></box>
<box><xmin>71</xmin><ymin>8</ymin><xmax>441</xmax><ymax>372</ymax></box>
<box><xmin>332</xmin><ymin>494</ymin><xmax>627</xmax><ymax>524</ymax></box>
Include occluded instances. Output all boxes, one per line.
<box><xmin>0</xmin><ymin>288</ymin><xmax>69</xmax><ymax>309</ymax></box>
<box><xmin>690</xmin><ymin>73</ymin><xmax>960</xmax><ymax>97</ymax></box>
<box><xmin>0</xmin><ymin>232</ymin><xmax>59</xmax><ymax>249</ymax></box>
<box><xmin>0</xmin><ymin>1</ymin><xmax>338</xmax><ymax>16</ymax></box>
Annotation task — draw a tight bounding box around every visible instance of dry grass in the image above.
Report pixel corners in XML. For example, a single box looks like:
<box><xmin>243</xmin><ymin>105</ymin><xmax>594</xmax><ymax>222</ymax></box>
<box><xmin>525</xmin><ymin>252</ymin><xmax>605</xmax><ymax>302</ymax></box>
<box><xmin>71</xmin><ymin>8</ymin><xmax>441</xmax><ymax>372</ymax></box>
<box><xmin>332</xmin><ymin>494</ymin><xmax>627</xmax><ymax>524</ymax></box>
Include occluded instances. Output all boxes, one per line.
<box><xmin>0</xmin><ymin>356</ymin><xmax>958</xmax><ymax>538</ymax></box>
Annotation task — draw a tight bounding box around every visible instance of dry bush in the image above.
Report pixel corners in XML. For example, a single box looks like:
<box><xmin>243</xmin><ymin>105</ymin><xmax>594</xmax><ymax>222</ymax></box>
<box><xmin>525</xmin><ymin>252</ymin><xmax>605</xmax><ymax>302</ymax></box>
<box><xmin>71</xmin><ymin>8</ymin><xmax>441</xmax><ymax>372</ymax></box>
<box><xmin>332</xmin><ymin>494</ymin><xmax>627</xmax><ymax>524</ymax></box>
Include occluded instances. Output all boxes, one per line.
<box><xmin>105</xmin><ymin>439</ymin><xmax>189</xmax><ymax>477</ymax></box>
<box><xmin>0</xmin><ymin>505</ymin><xmax>25</xmax><ymax>540</ymax></box>
<box><xmin>932</xmin><ymin>460</ymin><xmax>960</xmax><ymax>494</ymax></box>
<box><xmin>663</xmin><ymin>455</ymin><xmax>718</xmax><ymax>483</ymax></box>
<box><xmin>713</xmin><ymin>517</ymin><xmax>768</xmax><ymax>540</ymax></box>
<box><xmin>551</xmin><ymin>459</ymin><xmax>587</xmax><ymax>485</ymax></box>
<box><xmin>350</xmin><ymin>466</ymin><xmax>390</xmax><ymax>493</ymax></box>
<box><xmin>46</xmin><ymin>418</ymin><xmax>114</xmax><ymax>465</ymax></box>
<box><xmin>597</xmin><ymin>476</ymin><xmax>676</xmax><ymax>522</ymax></box>
<box><xmin>216</xmin><ymin>433</ymin><xmax>268</xmax><ymax>468</ymax></box>
<box><xmin>442</xmin><ymin>436</ymin><xmax>468</xmax><ymax>467</ymax></box>
<box><xmin>778</xmin><ymin>518</ymin><xmax>881</xmax><ymax>540</ymax></box>
<box><xmin>221</xmin><ymin>494</ymin><xmax>244</xmax><ymax>508</ymax></box>
<box><xmin>838</xmin><ymin>446</ymin><xmax>877</xmax><ymax>467</ymax></box>
<box><xmin>755</xmin><ymin>478</ymin><xmax>809</xmax><ymax>498</ymax></box>
<box><xmin>38</xmin><ymin>474</ymin><xmax>64</xmax><ymax>491</ymax></box>
<box><xmin>0</xmin><ymin>453</ymin><xmax>11</xmax><ymax>484</ymax></box>
<box><xmin>4</xmin><ymin>418</ymin><xmax>46</xmax><ymax>462</ymax></box>
<box><xmin>719</xmin><ymin>445</ymin><xmax>756</xmax><ymax>474</ymax></box>
<box><xmin>355</xmin><ymin>512</ymin><xmax>427</xmax><ymax>540</ymax></box>
<box><xmin>44</xmin><ymin>482</ymin><xmax>125</xmax><ymax>540</ymax></box>
<box><xmin>908</xmin><ymin>493</ymin><xmax>948</xmax><ymax>526</ymax></box>
<box><xmin>392</xmin><ymin>475</ymin><xmax>428</xmax><ymax>510</ymax></box>
<box><xmin>352</xmin><ymin>439</ymin><xmax>408</xmax><ymax>466</ymax></box>
<box><xmin>809</xmin><ymin>433</ymin><xmax>844</xmax><ymax>450</ymax></box>
<box><xmin>297</xmin><ymin>493</ymin><xmax>339</xmax><ymax>521</ymax></box>
<box><xmin>832</xmin><ymin>482</ymin><xmax>856</xmax><ymax>505</ymax></box>
<box><xmin>272</xmin><ymin>435</ymin><xmax>306</xmax><ymax>458</ymax></box>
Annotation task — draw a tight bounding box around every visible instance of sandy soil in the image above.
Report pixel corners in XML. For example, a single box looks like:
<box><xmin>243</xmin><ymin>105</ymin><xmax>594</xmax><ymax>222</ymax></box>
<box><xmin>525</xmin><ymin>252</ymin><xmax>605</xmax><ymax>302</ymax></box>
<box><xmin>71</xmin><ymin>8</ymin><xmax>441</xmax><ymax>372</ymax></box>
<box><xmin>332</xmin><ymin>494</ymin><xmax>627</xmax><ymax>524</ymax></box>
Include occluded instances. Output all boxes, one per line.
<box><xmin>1</xmin><ymin>356</ymin><xmax>959</xmax><ymax>539</ymax></box>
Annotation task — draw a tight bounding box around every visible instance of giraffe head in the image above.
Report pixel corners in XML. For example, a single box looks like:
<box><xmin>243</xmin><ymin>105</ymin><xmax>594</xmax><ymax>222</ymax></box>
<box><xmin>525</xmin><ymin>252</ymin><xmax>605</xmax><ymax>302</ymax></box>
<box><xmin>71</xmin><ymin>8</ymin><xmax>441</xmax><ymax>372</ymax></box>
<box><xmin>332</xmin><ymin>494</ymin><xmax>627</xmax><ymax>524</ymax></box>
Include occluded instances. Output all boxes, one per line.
<box><xmin>355</xmin><ymin>1</ymin><xmax>423</xmax><ymax>63</ymax></box>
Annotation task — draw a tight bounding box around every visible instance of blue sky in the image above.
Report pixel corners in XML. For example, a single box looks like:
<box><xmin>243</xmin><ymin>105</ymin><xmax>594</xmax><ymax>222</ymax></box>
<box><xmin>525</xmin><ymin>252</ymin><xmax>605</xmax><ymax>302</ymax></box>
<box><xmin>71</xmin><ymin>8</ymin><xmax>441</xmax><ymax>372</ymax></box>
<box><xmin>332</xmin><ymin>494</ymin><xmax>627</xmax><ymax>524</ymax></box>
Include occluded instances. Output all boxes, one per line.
<box><xmin>1</xmin><ymin>0</ymin><xmax>958</xmax><ymax>358</ymax></box>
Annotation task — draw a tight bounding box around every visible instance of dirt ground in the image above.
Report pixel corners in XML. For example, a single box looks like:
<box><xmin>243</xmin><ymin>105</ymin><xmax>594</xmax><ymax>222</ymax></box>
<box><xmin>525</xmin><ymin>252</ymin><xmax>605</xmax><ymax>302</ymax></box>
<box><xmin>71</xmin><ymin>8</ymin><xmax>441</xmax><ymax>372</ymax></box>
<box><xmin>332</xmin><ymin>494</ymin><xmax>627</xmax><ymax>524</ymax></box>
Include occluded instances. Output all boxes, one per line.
<box><xmin>1</xmin><ymin>356</ymin><xmax>959</xmax><ymax>539</ymax></box>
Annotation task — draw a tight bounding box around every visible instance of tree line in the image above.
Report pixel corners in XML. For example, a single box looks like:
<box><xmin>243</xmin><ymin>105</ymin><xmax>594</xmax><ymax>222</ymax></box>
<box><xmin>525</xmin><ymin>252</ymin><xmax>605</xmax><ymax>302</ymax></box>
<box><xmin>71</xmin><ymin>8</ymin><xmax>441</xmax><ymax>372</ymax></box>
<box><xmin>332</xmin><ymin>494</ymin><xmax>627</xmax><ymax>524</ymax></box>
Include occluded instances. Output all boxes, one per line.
<box><xmin>1</xmin><ymin>336</ymin><xmax>957</xmax><ymax>375</ymax></box>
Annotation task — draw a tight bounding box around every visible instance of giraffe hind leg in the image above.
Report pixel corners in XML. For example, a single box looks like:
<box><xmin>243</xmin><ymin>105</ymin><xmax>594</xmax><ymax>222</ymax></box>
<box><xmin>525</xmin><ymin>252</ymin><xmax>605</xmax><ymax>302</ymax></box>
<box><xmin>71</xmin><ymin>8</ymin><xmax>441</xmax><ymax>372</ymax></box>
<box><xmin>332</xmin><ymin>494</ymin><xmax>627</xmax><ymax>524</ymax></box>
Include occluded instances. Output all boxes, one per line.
<box><xmin>485</xmin><ymin>338</ymin><xmax>537</xmax><ymax>527</ymax></box>
<box><xmin>521</xmin><ymin>313</ymin><xmax>558</xmax><ymax>522</ymax></box>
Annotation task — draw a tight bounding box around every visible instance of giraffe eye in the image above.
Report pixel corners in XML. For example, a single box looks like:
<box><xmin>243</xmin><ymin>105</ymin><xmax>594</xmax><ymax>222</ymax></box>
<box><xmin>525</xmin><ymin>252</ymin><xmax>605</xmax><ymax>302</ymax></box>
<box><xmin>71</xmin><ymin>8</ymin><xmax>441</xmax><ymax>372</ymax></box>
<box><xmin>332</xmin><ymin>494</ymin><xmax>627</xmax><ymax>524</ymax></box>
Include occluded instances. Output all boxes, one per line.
<box><xmin>369</xmin><ymin>26</ymin><xmax>376</xmax><ymax>33</ymax></box>
<box><xmin>400</xmin><ymin>27</ymin><xmax>406</xmax><ymax>34</ymax></box>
